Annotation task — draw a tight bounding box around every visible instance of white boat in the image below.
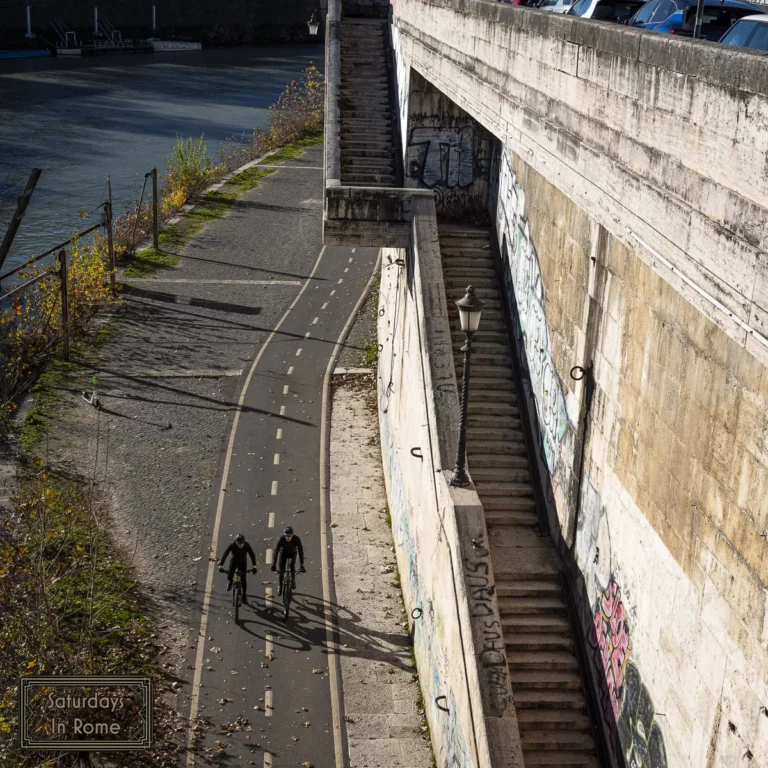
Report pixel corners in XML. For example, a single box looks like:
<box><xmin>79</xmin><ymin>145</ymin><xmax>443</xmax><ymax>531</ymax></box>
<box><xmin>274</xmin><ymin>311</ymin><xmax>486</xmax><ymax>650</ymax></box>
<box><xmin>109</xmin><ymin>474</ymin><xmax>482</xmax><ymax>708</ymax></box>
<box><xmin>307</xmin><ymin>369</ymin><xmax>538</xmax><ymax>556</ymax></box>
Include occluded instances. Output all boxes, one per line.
<box><xmin>148</xmin><ymin>39</ymin><xmax>201</xmax><ymax>52</ymax></box>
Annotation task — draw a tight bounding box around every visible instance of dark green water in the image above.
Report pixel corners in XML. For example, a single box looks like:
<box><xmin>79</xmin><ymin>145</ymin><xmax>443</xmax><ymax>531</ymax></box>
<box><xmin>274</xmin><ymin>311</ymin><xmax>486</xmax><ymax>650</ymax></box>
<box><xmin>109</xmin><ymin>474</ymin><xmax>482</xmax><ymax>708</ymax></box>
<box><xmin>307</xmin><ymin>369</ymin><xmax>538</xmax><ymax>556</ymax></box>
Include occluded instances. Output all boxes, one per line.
<box><xmin>0</xmin><ymin>44</ymin><xmax>324</xmax><ymax>270</ymax></box>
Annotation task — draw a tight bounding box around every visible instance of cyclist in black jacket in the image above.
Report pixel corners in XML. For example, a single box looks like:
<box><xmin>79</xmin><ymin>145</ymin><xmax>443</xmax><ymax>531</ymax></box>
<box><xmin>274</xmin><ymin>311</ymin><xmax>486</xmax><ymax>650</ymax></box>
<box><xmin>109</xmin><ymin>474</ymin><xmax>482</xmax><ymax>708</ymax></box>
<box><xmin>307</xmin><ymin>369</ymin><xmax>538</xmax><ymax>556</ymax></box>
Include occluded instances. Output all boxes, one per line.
<box><xmin>218</xmin><ymin>533</ymin><xmax>257</xmax><ymax>603</ymax></box>
<box><xmin>271</xmin><ymin>527</ymin><xmax>305</xmax><ymax>595</ymax></box>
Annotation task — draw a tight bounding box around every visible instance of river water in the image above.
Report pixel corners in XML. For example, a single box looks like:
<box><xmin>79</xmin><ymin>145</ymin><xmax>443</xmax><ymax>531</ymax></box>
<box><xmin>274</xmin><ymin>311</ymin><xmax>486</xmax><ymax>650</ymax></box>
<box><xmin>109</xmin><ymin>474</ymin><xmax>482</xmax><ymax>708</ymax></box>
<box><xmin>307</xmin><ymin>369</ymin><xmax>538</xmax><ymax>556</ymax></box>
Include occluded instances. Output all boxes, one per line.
<box><xmin>0</xmin><ymin>44</ymin><xmax>324</xmax><ymax>272</ymax></box>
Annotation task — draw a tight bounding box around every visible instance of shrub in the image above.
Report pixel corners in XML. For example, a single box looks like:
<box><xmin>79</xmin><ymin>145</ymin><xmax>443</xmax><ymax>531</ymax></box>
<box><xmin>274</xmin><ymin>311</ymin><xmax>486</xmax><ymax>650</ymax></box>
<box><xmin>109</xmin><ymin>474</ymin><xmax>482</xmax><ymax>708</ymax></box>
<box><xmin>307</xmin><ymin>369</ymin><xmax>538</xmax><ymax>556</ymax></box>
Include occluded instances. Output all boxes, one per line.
<box><xmin>166</xmin><ymin>134</ymin><xmax>212</xmax><ymax>206</ymax></box>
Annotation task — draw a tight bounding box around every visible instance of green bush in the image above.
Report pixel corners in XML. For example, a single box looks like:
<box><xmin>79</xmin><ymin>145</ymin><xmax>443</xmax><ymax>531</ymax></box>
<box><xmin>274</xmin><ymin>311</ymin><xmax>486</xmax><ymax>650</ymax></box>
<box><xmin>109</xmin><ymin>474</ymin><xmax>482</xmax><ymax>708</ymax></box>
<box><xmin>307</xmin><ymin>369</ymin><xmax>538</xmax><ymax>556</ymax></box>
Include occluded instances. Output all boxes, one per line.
<box><xmin>165</xmin><ymin>134</ymin><xmax>213</xmax><ymax>207</ymax></box>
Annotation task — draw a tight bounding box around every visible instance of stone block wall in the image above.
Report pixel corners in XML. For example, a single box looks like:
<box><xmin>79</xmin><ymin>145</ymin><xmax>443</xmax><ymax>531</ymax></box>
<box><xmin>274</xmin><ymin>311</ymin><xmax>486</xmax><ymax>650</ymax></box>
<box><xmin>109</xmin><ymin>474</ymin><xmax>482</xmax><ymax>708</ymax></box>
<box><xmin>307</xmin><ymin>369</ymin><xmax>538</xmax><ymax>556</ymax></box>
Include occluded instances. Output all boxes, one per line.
<box><xmin>390</xmin><ymin>1</ymin><xmax>768</xmax><ymax>765</ymax></box>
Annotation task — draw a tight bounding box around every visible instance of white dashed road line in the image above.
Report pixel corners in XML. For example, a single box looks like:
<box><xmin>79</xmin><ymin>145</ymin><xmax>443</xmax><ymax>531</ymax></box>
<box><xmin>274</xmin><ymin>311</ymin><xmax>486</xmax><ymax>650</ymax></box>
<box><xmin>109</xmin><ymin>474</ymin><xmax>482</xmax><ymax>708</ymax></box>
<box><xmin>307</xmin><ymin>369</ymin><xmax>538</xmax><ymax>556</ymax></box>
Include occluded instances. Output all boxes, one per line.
<box><xmin>312</xmin><ymin>317</ymin><xmax>318</xmax><ymax>324</ymax></box>
<box><xmin>282</xmin><ymin>385</ymin><xmax>289</xmax><ymax>395</ymax></box>
<box><xmin>265</xmin><ymin>689</ymin><xmax>273</xmax><ymax>717</ymax></box>
<box><xmin>305</xmin><ymin>332</ymin><xmax>310</xmax><ymax>338</ymax></box>
<box><xmin>330</xmin><ymin>290</ymin><xmax>335</xmax><ymax>296</ymax></box>
<box><xmin>296</xmin><ymin>348</ymin><xmax>302</xmax><ymax>356</ymax></box>
<box><xmin>268</xmin><ymin>512</ymin><xmax>275</xmax><ymax>528</ymax></box>
<box><xmin>287</xmin><ymin>366</ymin><xmax>294</xmax><ymax>375</ymax></box>
<box><xmin>322</xmin><ymin>302</ymin><xmax>328</xmax><ymax>310</ymax></box>
<box><xmin>279</xmin><ymin>406</ymin><xmax>285</xmax><ymax>415</ymax></box>
<box><xmin>266</xmin><ymin>549</ymin><xmax>273</xmax><ymax>565</ymax></box>
<box><xmin>271</xmin><ymin>481</ymin><xmax>278</xmax><ymax>495</ymax></box>
<box><xmin>273</xmin><ymin>454</ymin><xmax>280</xmax><ymax>465</ymax></box>
<box><xmin>276</xmin><ymin>429</ymin><xmax>282</xmax><ymax>439</ymax></box>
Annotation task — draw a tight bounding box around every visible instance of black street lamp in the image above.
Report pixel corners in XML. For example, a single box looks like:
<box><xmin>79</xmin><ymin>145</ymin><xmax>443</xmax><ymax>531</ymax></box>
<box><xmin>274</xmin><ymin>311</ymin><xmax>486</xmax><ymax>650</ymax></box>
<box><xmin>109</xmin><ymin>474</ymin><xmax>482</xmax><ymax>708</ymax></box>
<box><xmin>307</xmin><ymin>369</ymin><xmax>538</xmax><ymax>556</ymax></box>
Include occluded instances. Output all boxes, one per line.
<box><xmin>450</xmin><ymin>285</ymin><xmax>484</xmax><ymax>488</ymax></box>
<box><xmin>307</xmin><ymin>11</ymin><xmax>320</xmax><ymax>35</ymax></box>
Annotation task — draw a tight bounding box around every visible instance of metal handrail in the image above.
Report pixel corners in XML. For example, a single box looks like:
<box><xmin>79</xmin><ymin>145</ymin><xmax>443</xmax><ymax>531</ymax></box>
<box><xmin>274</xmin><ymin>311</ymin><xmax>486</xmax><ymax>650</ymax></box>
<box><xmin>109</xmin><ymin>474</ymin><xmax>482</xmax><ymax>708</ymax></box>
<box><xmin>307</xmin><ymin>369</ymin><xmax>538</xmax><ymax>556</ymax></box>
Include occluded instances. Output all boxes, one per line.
<box><xmin>0</xmin><ymin>223</ymin><xmax>101</xmax><ymax>283</ymax></box>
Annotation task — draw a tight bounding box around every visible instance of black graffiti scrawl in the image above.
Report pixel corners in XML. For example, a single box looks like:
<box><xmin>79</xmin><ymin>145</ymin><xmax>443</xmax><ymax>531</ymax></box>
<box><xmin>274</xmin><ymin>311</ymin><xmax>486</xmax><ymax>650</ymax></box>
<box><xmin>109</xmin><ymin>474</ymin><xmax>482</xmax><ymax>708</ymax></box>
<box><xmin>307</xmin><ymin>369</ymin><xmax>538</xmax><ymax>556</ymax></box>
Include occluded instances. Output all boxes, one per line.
<box><xmin>618</xmin><ymin>661</ymin><xmax>668</xmax><ymax>768</ymax></box>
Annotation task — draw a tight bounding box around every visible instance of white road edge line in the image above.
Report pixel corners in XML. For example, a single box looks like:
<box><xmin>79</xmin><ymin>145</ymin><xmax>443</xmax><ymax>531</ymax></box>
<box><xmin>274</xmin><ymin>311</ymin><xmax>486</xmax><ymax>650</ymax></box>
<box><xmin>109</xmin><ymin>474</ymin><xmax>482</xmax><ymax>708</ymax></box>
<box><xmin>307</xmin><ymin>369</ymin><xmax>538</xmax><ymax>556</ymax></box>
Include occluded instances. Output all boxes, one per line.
<box><xmin>319</xmin><ymin>250</ymin><xmax>382</xmax><ymax>768</ymax></box>
<box><xmin>185</xmin><ymin>246</ymin><xmax>327</xmax><ymax>767</ymax></box>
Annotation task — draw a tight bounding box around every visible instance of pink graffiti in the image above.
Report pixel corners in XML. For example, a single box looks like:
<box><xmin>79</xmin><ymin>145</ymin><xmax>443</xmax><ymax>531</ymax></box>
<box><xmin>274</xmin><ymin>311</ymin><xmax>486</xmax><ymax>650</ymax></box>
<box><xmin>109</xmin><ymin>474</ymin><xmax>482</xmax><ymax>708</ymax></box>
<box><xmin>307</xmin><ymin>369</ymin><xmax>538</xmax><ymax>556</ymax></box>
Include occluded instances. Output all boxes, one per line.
<box><xmin>588</xmin><ymin>577</ymin><xmax>631</xmax><ymax>736</ymax></box>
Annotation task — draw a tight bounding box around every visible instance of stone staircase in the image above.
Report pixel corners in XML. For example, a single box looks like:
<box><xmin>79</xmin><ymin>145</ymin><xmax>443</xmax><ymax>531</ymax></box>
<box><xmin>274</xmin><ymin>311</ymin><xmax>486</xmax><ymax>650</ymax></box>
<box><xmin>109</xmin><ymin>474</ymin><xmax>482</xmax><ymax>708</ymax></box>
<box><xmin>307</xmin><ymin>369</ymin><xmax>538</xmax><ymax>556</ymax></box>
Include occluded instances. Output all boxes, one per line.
<box><xmin>440</xmin><ymin>223</ymin><xmax>601</xmax><ymax>768</ymax></box>
<box><xmin>339</xmin><ymin>17</ymin><xmax>398</xmax><ymax>187</ymax></box>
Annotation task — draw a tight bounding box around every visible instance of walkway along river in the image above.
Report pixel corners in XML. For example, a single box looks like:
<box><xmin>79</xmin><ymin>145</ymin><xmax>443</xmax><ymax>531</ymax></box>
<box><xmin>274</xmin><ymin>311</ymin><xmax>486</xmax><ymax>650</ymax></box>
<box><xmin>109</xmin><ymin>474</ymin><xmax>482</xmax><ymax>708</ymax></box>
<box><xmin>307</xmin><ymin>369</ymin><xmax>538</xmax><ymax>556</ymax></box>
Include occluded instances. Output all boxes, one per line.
<box><xmin>0</xmin><ymin>44</ymin><xmax>324</xmax><ymax>272</ymax></box>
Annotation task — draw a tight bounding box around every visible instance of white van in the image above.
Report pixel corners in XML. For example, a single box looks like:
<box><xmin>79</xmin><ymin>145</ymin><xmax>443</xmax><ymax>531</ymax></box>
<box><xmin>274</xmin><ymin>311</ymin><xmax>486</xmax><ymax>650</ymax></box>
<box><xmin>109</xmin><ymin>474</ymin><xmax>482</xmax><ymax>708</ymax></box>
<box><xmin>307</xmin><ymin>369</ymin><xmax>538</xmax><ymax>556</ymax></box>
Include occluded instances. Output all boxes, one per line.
<box><xmin>537</xmin><ymin>0</ymin><xmax>575</xmax><ymax>13</ymax></box>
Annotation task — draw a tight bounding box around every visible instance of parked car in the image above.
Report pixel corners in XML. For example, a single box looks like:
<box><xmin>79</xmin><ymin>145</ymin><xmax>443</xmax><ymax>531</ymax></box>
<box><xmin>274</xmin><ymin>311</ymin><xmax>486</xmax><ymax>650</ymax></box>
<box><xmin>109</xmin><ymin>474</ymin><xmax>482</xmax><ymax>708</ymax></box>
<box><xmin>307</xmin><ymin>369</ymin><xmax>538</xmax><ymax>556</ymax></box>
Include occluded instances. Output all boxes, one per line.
<box><xmin>719</xmin><ymin>13</ymin><xmax>768</xmax><ymax>49</ymax></box>
<box><xmin>627</xmin><ymin>0</ymin><xmax>765</xmax><ymax>39</ymax></box>
<box><xmin>567</xmin><ymin>0</ymin><xmax>646</xmax><ymax>21</ymax></box>
<box><xmin>537</xmin><ymin>0</ymin><xmax>575</xmax><ymax>13</ymax></box>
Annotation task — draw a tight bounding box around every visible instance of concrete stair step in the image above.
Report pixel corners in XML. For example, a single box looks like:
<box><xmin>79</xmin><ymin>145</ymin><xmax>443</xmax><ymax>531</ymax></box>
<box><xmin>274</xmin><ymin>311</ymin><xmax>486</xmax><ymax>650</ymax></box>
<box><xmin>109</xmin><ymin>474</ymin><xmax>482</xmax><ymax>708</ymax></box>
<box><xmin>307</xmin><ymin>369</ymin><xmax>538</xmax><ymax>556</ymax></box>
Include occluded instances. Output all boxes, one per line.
<box><xmin>498</xmin><ymin>596</ymin><xmax>566</xmax><ymax>614</ymax></box>
<box><xmin>465</xmin><ymin>378</ymin><xmax>515</xmax><ymax>395</ymax></box>
<box><xmin>469</xmin><ymin>453</ymin><xmax>529</xmax><ymax>468</ymax></box>
<box><xmin>468</xmin><ymin>375</ymin><xmax>515</xmax><ymax>389</ymax></box>
<box><xmin>502</xmin><ymin>615</ymin><xmax>571</xmax><ymax>633</ymax></box>
<box><xmin>342</xmin><ymin>147</ymin><xmax>393</xmax><ymax>158</ymax></box>
<box><xmin>467</xmin><ymin>403</ymin><xmax>519</xmax><ymax>417</ymax></box>
<box><xmin>475</xmin><ymin>480</ymin><xmax>534</xmax><ymax>498</ymax></box>
<box><xmin>521</xmin><ymin>731</ymin><xmax>596</xmax><ymax>751</ymax></box>
<box><xmin>517</xmin><ymin>707</ymin><xmax>591</xmax><ymax>726</ymax></box>
<box><xmin>470</xmin><ymin>365</ymin><xmax>515</xmax><ymax>378</ymax></box>
<box><xmin>444</xmin><ymin>275</ymin><xmax>498</xmax><ymax>288</ymax></box>
<box><xmin>446</xmin><ymin>286</ymin><xmax>500</xmax><ymax>299</ymax></box>
<box><xmin>485</xmin><ymin>508</ymin><xmax>540</xmax><ymax>525</ymax></box>
<box><xmin>509</xmin><ymin>670</ymin><xmax>584</xmax><ymax>691</ymax></box>
<box><xmin>343</xmin><ymin>156</ymin><xmax>395</xmax><ymax>166</ymax></box>
<box><xmin>508</xmin><ymin>651</ymin><xmax>578</xmax><ymax>670</ymax></box>
<box><xmin>341</xmin><ymin>138</ymin><xmax>393</xmax><ymax>147</ymax></box>
<box><xmin>514</xmin><ymin>690</ymin><xmax>587</xmax><ymax>710</ymax></box>
<box><xmin>341</xmin><ymin>116</ymin><xmax>393</xmax><ymax>124</ymax></box>
<box><xmin>341</xmin><ymin>174</ymin><xmax>396</xmax><ymax>184</ymax></box>
<box><xmin>439</xmin><ymin>240</ymin><xmax>493</xmax><ymax>252</ymax></box>
<box><xmin>471</xmin><ymin>467</ymin><xmax>530</xmax><ymax>483</ymax></box>
<box><xmin>452</xmin><ymin>330</ymin><xmax>507</xmax><ymax>345</ymax></box>
<box><xmin>440</xmin><ymin>255</ymin><xmax>496</xmax><ymax>274</ymax></box>
<box><xmin>483</xmin><ymin>501</ymin><xmax>539</xmax><ymax>517</ymax></box>
<box><xmin>466</xmin><ymin>429</ymin><xmax>525</xmax><ymax>445</ymax></box>
<box><xmin>522</xmin><ymin>751</ymin><xmax>598</xmax><ymax>767</ymax></box>
<box><xmin>467</xmin><ymin>416</ymin><xmax>522</xmax><ymax>431</ymax></box>
<box><xmin>496</xmin><ymin>579</ymin><xmax>561</xmax><ymax>597</ymax></box>
<box><xmin>507</xmin><ymin>634</ymin><xmax>574</xmax><ymax>653</ymax></box>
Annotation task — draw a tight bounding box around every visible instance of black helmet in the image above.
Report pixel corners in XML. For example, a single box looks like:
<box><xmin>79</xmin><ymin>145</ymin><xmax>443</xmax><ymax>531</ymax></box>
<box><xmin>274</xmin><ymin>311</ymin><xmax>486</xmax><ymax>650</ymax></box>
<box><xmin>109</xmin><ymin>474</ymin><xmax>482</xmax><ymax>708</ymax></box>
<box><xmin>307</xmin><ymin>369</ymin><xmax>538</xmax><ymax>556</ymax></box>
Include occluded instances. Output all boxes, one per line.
<box><xmin>235</xmin><ymin>533</ymin><xmax>245</xmax><ymax>543</ymax></box>
<box><xmin>284</xmin><ymin>526</ymin><xmax>294</xmax><ymax>535</ymax></box>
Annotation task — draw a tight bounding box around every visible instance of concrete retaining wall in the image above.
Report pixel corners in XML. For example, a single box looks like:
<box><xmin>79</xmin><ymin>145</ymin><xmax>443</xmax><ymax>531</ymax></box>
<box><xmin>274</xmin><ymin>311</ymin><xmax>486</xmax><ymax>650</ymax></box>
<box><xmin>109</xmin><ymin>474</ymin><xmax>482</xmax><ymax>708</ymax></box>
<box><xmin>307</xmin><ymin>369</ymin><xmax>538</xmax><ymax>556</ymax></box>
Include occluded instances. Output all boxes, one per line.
<box><xmin>377</xmin><ymin>196</ymin><xmax>524</xmax><ymax>768</ymax></box>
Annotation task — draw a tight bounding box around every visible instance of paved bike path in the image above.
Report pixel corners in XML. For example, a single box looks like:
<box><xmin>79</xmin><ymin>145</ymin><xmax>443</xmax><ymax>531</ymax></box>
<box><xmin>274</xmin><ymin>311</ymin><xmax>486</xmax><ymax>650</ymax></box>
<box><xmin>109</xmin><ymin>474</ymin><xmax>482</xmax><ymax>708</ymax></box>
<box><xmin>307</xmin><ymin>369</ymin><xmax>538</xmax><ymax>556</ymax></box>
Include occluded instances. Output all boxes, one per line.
<box><xmin>182</xmin><ymin>151</ymin><xmax>378</xmax><ymax>767</ymax></box>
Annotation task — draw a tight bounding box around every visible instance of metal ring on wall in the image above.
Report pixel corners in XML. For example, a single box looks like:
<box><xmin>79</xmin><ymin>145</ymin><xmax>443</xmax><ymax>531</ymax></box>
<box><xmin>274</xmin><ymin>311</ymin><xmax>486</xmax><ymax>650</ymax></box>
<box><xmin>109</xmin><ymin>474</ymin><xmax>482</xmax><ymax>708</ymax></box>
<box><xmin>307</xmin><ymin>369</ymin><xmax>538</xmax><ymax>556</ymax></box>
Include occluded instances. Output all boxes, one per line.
<box><xmin>570</xmin><ymin>365</ymin><xmax>586</xmax><ymax>381</ymax></box>
<box><xmin>435</xmin><ymin>696</ymin><xmax>449</xmax><ymax>712</ymax></box>
<box><xmin>411</xmin><ymin>607</ymin><xmax>423</xmax><ymax>620</ymax></box>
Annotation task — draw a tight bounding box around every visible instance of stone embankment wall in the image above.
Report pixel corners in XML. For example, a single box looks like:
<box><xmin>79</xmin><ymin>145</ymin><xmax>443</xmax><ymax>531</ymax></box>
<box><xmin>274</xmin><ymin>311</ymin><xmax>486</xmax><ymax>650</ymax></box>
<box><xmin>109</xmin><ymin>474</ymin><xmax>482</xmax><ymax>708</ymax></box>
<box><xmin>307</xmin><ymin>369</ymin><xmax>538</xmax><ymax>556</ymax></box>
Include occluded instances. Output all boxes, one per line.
<box><xmin>0</xmin><ymin>0</ymin><xmax>320</xmax><ymax>44</ymax></box>
<box><xmin>392</xmin><ymin>1</ymin><xmax>768</xmax><ymax>765</ymax></box>
<box><xmin>377</xmin><ymin>198</ymin><xmax>524</xmax><ymax>768</ymax></box>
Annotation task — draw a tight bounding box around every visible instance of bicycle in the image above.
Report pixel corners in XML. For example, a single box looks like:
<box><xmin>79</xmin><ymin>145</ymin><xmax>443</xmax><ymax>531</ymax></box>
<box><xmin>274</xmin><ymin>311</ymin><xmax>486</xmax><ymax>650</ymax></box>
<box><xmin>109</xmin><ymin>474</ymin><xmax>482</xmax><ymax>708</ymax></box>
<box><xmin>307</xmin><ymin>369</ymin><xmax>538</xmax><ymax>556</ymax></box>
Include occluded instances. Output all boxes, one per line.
<box><xmin>221</xmin><ymin>566</ymin><xmax>247</xmax><ymax>623</ymax></box>
<box><xmin>279</xmin><ymin>557</ymin><xmax>303</xmax><ymax>620</ymax></box>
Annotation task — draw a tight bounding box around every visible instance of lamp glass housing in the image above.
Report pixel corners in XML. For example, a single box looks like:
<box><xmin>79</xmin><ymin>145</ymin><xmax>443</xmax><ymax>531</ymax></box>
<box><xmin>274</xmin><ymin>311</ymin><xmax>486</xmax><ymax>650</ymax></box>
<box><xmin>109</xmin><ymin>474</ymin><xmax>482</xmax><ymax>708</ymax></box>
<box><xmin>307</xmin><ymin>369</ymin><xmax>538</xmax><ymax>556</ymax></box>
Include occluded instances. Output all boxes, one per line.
<box><xmin>308</xmin><ymin>18</ymin><xmax>320</xmax><ymax>34</ymax></box>
<box><xmin>455</xmin><ymin>286</ymin><xmax>484</xmax><ymax>333</ymax></box>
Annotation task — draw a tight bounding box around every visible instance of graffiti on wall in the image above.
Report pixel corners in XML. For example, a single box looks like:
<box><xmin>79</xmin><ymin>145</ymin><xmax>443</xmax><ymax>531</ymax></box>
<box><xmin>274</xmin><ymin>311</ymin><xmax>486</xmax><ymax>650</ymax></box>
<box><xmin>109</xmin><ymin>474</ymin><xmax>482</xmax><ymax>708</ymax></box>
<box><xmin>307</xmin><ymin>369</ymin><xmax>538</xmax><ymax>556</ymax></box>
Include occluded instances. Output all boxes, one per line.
<box><xmin>576</xmin><ymin>479</ymin><xmax>668</xmax><ymax>768</ymax></box>
<box><xmin>494</xmin><ymin>145</ymin><xmax>571</xmax><ymax>476</ymax></box>
<box><xmin>463</xmin><ymin>529</ymin><xmax>511</xmax><ymax>717</ymax></box>
<box><xmin>589</xmin><ymin>575</ymin><xmax>632</xmax><ymax>731</ymax></box>
<box><xmin>407</xmin><ymin>126</ymin><xmax>475</xmax><ymax>189</ymax></box>
<box><xmin>380</xmin><ymin>410</ymin><xmax>474</xmax><ymax>768</ymax></box>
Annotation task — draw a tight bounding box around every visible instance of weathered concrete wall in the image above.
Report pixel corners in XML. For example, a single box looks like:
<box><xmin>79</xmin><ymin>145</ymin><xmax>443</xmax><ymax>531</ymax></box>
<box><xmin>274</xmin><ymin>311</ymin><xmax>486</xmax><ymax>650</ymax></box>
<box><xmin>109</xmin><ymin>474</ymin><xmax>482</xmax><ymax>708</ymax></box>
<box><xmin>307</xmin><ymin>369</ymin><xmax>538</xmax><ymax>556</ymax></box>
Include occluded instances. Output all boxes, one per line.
<box><xmin>0</xmin><ymin>0</ymin><xmax>320</xmax><ymax>44</ymax></box>
<box><xmin>390</xmin><ymin>2</ymin><xmax>768</xmax><ymax>765</ymax></box>
<box><xmin>405</xmin><ymin>72</ymin><xmax>493</xmax><ymax>223</ymax></box>
<box><xmin>377</xmin><ymin>197</ymin><xmax>524</xmax><ymax>768</ymax></box>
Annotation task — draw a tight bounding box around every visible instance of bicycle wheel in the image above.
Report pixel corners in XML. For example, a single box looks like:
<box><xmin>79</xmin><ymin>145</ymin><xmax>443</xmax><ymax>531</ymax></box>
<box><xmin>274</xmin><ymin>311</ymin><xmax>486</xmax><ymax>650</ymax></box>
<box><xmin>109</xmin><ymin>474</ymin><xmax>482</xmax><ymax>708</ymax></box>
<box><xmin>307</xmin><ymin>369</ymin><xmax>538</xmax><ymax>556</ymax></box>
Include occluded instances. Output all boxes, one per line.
<box><xmin>234</xmin><ymin>581</ymin><xmax>241</xmax><ymax>623</ymax></box>
<box><xmin>282</xmin><ymin>574</ymin><xmax>292</xmax><ymax>619</ymax></box>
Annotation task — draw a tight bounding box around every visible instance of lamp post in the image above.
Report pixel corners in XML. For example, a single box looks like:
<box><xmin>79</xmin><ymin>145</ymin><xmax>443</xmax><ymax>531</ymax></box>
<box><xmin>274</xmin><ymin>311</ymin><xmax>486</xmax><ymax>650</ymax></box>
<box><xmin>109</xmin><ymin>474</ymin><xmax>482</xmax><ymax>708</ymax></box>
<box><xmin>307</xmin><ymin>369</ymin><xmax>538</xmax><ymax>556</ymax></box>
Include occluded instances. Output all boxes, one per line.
<box><xmin>450</xmin><ymin>285</ymin><xmax>484</xmax><ymax>488</ymax></box>
<box><xmin>307</xmin><ymin>11</ymin><xmax>320</xmax><ymax>35</ymax></box>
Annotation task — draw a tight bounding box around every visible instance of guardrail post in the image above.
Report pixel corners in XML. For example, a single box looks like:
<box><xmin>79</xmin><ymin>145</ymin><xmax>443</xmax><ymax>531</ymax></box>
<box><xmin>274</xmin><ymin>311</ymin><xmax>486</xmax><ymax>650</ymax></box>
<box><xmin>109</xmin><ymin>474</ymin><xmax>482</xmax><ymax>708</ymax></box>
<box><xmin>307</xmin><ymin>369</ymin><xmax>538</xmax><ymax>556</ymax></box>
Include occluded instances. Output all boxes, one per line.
<box><xmin>58</xmin><ymin>249</ymin><xmax>70</xmax><ymax>362</ymax></box>
<box><xmin>105</xmin><ymin>201</ymin><xmax>116</xmax><ymax>297</ymax></box>
<box><xmin>151</xmin><ymin>167</ymin><xmax>159</xmax><ymax>250</ymax></box>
